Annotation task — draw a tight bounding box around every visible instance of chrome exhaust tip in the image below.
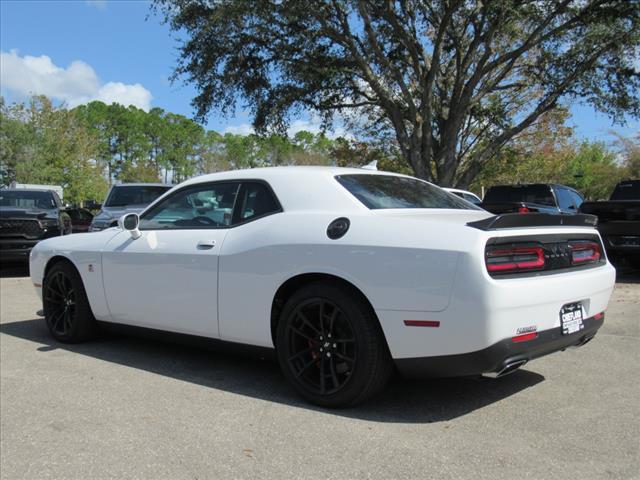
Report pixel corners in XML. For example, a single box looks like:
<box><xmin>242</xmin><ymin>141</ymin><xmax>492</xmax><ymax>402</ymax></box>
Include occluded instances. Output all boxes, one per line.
<box><xmin>483</xmin><ymin>359</ymin><xmax>528</xmax><ymax>379</ymax></box>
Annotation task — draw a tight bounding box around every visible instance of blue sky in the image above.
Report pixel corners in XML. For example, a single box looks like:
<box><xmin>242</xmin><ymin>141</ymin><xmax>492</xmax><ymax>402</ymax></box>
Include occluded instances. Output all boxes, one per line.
<box><xmin>1</xmin><ymin>0</ymin><xmax>637</xmax><ymax>142</ymax></box>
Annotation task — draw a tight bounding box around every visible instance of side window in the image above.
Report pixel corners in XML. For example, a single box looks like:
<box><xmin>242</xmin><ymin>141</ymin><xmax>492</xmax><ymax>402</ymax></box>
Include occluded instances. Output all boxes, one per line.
<box><xmin>463</xmin><ymin>193</ymin><xmax>481</xmax><ymax>205</ymax></box>
<box><xmin>140</xmin><ymin>183</ymin><xmax>240</xmax><ymax>230</ymax></box>
<box><xmin>236</xmin><ymin>182</ymin><xmax>280</xmax><ymax>223</ymax></box>
<box><xmin>569</xmin><ymin>190</ymin><xmax>583</xmax><ymax>209</ymax></box>
<box><xmin>555</xmin><ymin>187</ymin><xmax>575</xmax><ymax>212</ymax></box>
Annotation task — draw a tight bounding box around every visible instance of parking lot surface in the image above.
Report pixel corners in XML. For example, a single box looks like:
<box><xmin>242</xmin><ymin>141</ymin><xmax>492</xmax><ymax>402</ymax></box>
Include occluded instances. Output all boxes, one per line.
<box><xmin>1</xmin><ymin>264</ymin><xmax>639</xmax><ymax>480</ymax></box>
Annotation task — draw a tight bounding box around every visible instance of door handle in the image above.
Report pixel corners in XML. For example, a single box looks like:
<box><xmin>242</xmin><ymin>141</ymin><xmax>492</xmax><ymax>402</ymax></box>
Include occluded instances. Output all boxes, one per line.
<box><xmin>197</xmin><ymin>239</ymin><xmax>216</xmax><ymax>249</ymax></box>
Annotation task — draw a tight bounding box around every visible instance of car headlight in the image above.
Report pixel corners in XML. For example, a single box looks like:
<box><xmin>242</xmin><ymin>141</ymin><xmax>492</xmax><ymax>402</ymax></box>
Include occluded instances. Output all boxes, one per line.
<box><xmin>40</xmin><ymin>218</ymin><xmax>59</xmax><ymax>227</ymax></box>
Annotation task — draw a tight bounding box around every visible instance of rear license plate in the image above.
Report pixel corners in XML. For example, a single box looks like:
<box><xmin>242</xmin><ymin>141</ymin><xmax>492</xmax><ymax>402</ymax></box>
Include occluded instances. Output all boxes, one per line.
<box><xmin>560</xmin><ymin>303</ymin><xmax>585</xmax><ymax>335</ymax></box>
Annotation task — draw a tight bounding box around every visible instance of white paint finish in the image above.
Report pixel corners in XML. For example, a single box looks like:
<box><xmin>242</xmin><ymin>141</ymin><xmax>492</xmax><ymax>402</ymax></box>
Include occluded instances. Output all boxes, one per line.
<box><xmin>29</xmin><ymin>166</ymin><xmax>617</xmax><ymax>364</ymax></box>
<box><xmin>29</xmin><ymin>229</ymin><xmax>121</xmax><ymax>319</ymax></box>
<box><xmin>100</xmin><ymin>229</ymin><xmax>228</xmax><ymax>337</ymax></box>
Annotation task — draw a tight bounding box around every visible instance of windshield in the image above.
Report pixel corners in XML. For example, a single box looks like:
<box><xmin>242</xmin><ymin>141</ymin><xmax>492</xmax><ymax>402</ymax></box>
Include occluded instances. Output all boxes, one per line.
<box><xmin>335</xmin><ymin>175</ymin><xmax>479</xmax><ymax>210</ymax></box>
<box><xmin>105</xmin><ymin>185</ymin><xmax>171</xmax><ymax>207</ymax></box>
<box><xmin>610</xmin><ymin>181</ymin><xmax>640</xmax><ymax>201</ymax></box>
<box><xmin>0</xmin><ymin>190</ymin><xmax>56</xmax><ymax>209</ymax></box>
<box><xmin>483</xmin><ymin>185</ymin><xmax>555</xmax><ymax>206</ymax></box>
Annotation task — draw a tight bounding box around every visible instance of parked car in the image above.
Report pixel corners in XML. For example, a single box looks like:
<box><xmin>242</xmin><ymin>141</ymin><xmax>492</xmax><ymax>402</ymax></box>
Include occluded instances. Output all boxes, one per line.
<box><xmin>29</xmin><ymin>167</ymin><xmax>614</xmax><ymax>407</ymax></box>
<box><xmin>65</xmin><ymin>208</ymin><xmax>94</xmax><ymax>233</ymax></box>
<box><xmin>481</xmin><ymin>183</ymin><xmax>584</xmax><ymax>215</ymax></box>
<box><xmin>0</xmin><ymin>188</ymin><xmax>72</xmax><ymax>262</ymax></box>
<box><xmin>579</xmin><ymin>180</ymin><xmax>640</xmax><ymax>267</ymax></box>
<box><xmin>443</xmin><ymin>187</ymin><xmax>483</xmax><ymax>206</ymax></box>
<box><xmin>89</xmin><ymin>183</ymin><xmax>172</xmax><ymax>231</ymax></box>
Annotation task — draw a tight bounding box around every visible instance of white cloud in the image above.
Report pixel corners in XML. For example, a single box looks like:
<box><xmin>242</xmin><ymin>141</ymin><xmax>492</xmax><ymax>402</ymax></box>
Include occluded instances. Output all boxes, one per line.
<box><xmin>85</xmin><ymin>1</ymin><xmax>107</xmax><ymax>10</ymax></box>
<box><xmin>223</xmin><ymin>114</ymin><xmax>353</xmax><ymax>139</ymax></box>
<box><xmin>224</xmin><ymin>123</ymin><xmax>255</xmax><ymax>135</ymax></box>
<box><xmin>0</xmin><ymin>50</ymin><xmax>152</xmax><ymax>111</ymax></box>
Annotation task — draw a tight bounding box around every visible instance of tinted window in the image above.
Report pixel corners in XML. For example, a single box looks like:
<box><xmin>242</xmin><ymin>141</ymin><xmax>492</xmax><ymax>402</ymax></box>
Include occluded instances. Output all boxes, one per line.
<box><xmin>555</xmin><ymin>187</ymin><xmax>575</xmax><ymax>211</ymax></box>
<box><xmin>140</xmin><ymin>183</ymin><xmax>240</xmax><ymax>229</ymax></box>
<box><xmin>336</xmin><ymin>175</ymin><xmax>478</xmax><ymax>210</ymax></box>
<box><xmin>484</xmin><ymin>185</ymin><xmax>555</xmax><ymax>206</ymax></box>
<box><xmin>0</xmin><ymin>190</ymin><xmax>55</xmax><ymax>209</ymax></box>
<box><xmin>610</xmin><ymin>181</ymin><xmax>640</xmax><ymax>200</ymax></box>
<box><xmin>463</xmin><ymin>193</ymin><xmax>482</xmax><ymax>205</ymax></box>
<box><xmin>238</xmin><ymin>182</ymin><xmax>280</xmax><ymax>221</ymax></box>
<box><xmin>105</xmin><ymin>185</ymin><xmax>171</xmax><ymax>207</ymax></box>
<box><xmin>568</xmin><ymin>190</ymin><xmax>584</xmax><ymax>209</ymax></box>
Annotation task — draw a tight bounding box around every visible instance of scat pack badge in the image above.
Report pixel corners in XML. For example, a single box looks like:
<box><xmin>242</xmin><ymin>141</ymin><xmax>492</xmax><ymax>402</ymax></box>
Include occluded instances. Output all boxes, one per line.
<box><xmin>516</xmin><ymin>325</ymin><xmax>537</xmax><ymax>335</ymax></box>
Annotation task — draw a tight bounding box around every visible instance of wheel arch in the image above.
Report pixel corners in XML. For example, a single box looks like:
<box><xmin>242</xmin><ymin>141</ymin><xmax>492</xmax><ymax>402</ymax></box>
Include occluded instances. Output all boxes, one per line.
<box><xmin>44</xmin><ymin>255</ymin><xmax>78</xmax><ymax>279</ymax></box>
<box><xmin>270</xmin><ymin>273</ymin><xmax>387</xmax><ymax>349</ymax></box>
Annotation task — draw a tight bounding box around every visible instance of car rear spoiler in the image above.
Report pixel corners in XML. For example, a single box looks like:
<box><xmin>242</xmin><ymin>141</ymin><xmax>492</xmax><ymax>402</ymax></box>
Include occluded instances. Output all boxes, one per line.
<box><xmin>467</xmin><ymin>213</ymin><xmax>598</xmax><ymax>231</ymax></box>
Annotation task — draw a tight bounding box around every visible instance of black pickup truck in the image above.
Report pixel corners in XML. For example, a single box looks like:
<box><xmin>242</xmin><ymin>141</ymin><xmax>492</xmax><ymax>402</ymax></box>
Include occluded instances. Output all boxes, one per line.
<box><xmin>579</xmin><ymin>180</ymin><xmax>640</xmax><ymax>267</ymax></box>
<box><xmin>481</xmin><ymin>183</ymin><xmax>584</xmax><ymax>215</ymax></box>
<box><xmin>0</xmin><ymin>189</ymin><xmax>72</xmax><ymax>263</ymax></box>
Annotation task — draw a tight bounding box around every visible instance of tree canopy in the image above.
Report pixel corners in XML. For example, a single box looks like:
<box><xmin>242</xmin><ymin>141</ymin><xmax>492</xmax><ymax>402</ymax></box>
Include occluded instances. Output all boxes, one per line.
<box><xmin>155</xmin><ymin>0</ymin><xmax>640</xmax><ymax>187</ymax></box>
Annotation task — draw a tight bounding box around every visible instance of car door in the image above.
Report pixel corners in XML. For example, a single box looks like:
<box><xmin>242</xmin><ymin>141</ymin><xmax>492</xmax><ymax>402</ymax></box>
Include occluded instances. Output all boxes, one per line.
<box><xmin>101</xmin><ymin>181</ymin><xmax>241</xmax><ymax>338</ymax></box>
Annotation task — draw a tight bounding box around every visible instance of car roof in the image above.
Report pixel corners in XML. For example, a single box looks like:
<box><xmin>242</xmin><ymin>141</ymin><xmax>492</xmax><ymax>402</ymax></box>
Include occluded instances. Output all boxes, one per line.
<box><xmin>111</xmin><ymin>183</ymin><xmax>172</xmax><ymax>187</ymax></box>
<box><xmin>177</xmin><ymin>166</ymin><xmax>416</xmax><ymax>212</ymax></box>
<box><xmin>3</xmin><ymin>188</ymin><xmax>56</xmax><ymax>193</ymax></box>
<box><xmin>444</xmin><ymin>187</ymin><xmax>479</xmax><ymax>196</ymax></box>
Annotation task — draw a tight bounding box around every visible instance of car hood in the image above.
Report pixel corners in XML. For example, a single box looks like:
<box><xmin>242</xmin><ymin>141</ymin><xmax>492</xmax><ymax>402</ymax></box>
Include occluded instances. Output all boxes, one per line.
<box><xmin>93</xmin><ymin>205</ymin><xmax>149</xmax><ymax>222</ymax></box>
<box><xmin>0</xmin><ymin>207</ymin><xmax>58</xmax><ymax>220</ymax></box>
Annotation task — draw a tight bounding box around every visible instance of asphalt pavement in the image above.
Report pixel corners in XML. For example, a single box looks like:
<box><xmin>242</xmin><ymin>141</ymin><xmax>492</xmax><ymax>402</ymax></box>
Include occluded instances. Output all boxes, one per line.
<box><xmin>1</xmin><ymin>263</ymin><xmax>638</xmax><ymax>479</ymax></box>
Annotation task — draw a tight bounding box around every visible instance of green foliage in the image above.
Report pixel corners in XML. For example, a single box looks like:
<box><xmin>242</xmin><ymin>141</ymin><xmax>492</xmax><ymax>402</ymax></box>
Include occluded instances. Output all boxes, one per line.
<box><xmin>471</xmin><ymin>111</ymin><xmax>633</xmax><ymax>200</ymax></box>
<box><xmin>1</xmin><ymin>96</ymin><xmax>108</xmax><ymax>204</ymax></box>
<box><xmin>154</xmin><ymin>0</ymin><xmax>640</xmax><ymax>187</ymax></box>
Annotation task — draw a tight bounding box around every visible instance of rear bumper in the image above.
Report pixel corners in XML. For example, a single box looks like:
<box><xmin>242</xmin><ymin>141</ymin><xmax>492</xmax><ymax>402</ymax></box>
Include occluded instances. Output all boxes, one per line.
<box><xmin>395</xmin><ymin>314</ymin><xmax>603</xmax><ymax>378</ymax></box>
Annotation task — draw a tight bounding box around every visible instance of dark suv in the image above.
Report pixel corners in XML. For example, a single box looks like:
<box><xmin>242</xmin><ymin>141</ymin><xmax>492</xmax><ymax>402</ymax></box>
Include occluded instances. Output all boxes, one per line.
<box><xmin>0</xmin><ymin>189</ymin><xmax>72</xmax><ymax>262</ymax></box>
<box><xmin>481</xmin><ymin>184</ymin><xmax>584</xmax><ymax>215</ymax></box>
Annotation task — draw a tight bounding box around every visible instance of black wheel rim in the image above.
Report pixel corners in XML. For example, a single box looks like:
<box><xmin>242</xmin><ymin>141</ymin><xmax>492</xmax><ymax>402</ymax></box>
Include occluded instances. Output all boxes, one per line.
<box><xmin>286</xmin><ymin>298</ymin><xmax>357</xmax><ymax>395</ymax></box>
<box><xmin>44</xmin><ymin>271</ymin><xmax>76</xmax><ymax>336</ymax></box>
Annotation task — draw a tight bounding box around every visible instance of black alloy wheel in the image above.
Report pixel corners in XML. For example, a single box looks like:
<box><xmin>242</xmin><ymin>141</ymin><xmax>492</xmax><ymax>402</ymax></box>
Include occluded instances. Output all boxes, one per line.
<box><xmin>43</xmin><ymin>261</ymin><xmax>97</xmax><ymax>343</ymax></box>
<box><xmin>285</xmin><ymin>298</ymin><xmax>357</xmax><ymax>396</ymax></box>
<box><xmin>276</xmin><ymin>281</ymin><xmax>392</xmax><ymax>408</ymax></box>
<box><xmin>44</xmin><ymin>270</ymin><xmax>77</xmax><ymax>336</ymax></box>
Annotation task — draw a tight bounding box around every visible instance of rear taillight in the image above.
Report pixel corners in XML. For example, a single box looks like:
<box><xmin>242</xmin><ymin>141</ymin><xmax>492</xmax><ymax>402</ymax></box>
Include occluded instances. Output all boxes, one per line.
<box><xmin>518</xmin><ymin>206</ymin><xmax>530</xmax><ymax>213</ymax></box>
<box><xmin>486</xmin><ymin>246</ymin><xmax>545</xmax><ymax>273</ymax></box>
<box><xmin>569</xmin><ymin>241</ymin><xmax>601</xmax><ymax>265</ymax></box>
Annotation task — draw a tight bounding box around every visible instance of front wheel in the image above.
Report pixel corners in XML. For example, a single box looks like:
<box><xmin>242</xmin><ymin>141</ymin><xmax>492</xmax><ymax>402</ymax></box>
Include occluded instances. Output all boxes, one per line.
<box><xmin>43</xmin><ymin>261</ymin><xmax>97</xmax><ymax>343</ymax></box>
<box><xmin>276</xmin><ymin>282</ymin><xmax>392</xmax><ymax>408</ymax></box>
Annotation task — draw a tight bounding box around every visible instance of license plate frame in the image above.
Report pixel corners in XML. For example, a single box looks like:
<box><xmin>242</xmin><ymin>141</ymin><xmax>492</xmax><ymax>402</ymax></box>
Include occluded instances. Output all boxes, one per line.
<box><xmin>560</xmin><ymin>302</ymin><xmax>585</xmax><ymax>335</ymax></box>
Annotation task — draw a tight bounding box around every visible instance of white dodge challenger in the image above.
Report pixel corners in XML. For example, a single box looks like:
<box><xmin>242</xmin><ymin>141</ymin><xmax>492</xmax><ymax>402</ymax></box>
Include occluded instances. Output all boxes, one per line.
<box><xmin>30</xmin><ymin>167</ymin><xmax>616</xmax><ymax>407</ymax></box>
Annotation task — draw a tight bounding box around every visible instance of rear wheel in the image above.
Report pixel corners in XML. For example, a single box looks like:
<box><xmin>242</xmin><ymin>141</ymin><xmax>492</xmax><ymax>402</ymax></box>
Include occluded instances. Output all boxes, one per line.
<box><xmin>43</xmin><ymin>261</ymin><xmax>97</xmax><ymax>343</ymax></box>
<box><xmin>276</xmin><ymin>282</ymin><xmax>392</xmax><ymax>407</ymax></box>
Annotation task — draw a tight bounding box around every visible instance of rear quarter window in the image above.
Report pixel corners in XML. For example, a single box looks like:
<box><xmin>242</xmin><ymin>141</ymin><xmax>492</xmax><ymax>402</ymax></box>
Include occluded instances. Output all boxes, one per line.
<box><xmin>336</xmin><ymin>175</ymin><xmax>479</xmax><ymax>210</ymax></box>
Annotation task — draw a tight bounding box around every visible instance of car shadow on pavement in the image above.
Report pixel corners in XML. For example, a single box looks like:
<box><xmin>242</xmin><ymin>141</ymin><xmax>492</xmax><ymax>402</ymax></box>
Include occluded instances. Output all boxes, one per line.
<box><xmin>0</xmin><ymin>317</ymin><xmax>545</xmax><ymax>423</ymax></box>
<box><xmin>0</xmin><ymin>262</ymin><xmax>30</xmax><ymax>278</ymax></box>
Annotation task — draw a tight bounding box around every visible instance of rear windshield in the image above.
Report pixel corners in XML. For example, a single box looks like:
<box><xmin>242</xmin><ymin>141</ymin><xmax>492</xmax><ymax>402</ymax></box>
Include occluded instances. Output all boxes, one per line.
<box><xmin>0</xmin><ymin>190</ymin><xmax>56</xmax><ymax>209</ymax></box>
<box><xmin>105</xmin><ymin>185</ymin><xmax>171</xmax><ymax>207</ymax></box>
<box><xmin>335</xmin><ymin>175</ymin><xmax>479</xmax><ymax>210</ymax></box>
<box><xmin>484</xmin><ymin>185</ymin><xmax>555</xmax><ymax>206</ymax></box>
<box><xmin>610</xmin><ymin>181</ymin><xmax>640</xmax><ymax>201</ymax></box>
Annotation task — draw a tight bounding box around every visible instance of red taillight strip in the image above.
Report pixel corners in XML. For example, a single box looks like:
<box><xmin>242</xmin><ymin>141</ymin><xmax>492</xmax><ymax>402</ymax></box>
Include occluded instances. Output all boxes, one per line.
<box><xmin>404</xmin><ymin>320</ymin><xmax>440</xmax><ymax>328</ymax></box>
<box><xmin>569</xmin><ymin>241</ymin><xmax>601</xmax><ymax>264</ymax></box>
<box><xmin>486</xmin><ymin>246</ymin><xmax>545</xmax><ymax>272</ymax></box>
<box><xmin>593</xmin><ymin>312</ymin><xmax>604</xmax><ymax>321</ymax></box>
<box><xmin>512</xmin><ymin>332</ymin><xmax>538</xmax><ymax>343</ymax></box>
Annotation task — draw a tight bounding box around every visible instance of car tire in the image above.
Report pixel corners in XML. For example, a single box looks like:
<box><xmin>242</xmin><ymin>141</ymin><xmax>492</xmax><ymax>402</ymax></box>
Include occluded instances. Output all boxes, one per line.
<box><xmin>276</xmin><ymin>281</ymin><xmax>392</xmax><ymax>408</ymax></box>
<box><xmin>43</xmin><ymin>261</ymin><xmax>98</xmax><ymax>343</ymax></box>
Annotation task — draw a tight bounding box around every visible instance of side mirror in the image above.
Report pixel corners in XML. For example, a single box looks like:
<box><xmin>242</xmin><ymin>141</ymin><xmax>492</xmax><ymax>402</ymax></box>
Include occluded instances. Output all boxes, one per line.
<box><xmin>118</xmin><ymin>213</ymin><xmax>141</xmax><ymax>240</ymax></box>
